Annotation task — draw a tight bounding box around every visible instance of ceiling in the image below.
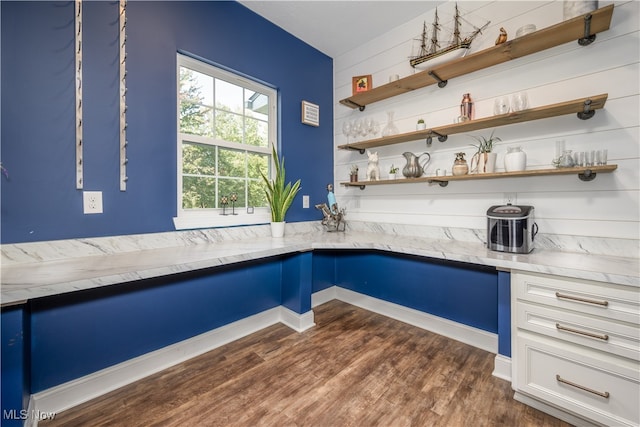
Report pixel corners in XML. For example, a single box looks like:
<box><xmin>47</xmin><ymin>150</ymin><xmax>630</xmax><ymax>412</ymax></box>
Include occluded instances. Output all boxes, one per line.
<box><xmin>238</xmin><ymin>1</ymin><xmax>445</xmax><ymax>58</ymax></box>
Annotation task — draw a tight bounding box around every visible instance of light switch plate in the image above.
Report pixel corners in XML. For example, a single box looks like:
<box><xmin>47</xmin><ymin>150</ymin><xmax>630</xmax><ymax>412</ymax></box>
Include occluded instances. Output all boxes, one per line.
<box><xmin>302</xmin><ymin>195</ymin><xmax>310</xmax><ymax>209</ymax></box>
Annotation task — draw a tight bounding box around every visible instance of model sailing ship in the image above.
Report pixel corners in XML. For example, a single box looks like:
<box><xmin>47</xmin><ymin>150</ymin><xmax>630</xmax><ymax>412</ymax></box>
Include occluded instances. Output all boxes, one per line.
<box><xmin>409</xmin><ymin>3</ymin><xmax>490</xmax><ymax>69</ymax></box>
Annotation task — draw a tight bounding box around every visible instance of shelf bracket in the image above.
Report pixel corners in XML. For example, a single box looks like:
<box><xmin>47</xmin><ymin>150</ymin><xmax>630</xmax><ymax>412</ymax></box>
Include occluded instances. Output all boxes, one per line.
<box><xmin>578</xmin><ymin>13</ymin><xmax>596</xmax><ymax>46</ymax></box>
<box><xmin>428</xmin><ymin>179</ymin><xmax>449</xmax><ymax>187</ymax></box>
<box><xmin>428</xmin><ymin>71</ymin><xmax>448</xmax><ymax>88</ymax></box>
<box><xmin>358</xmin><ymin>184</ymin><xmax>366</xmax><ymax>190</ymax></box>
<box><xmin>345</xmin><ymin>146</ymin><xmax>366</xmax><ymax>154</ymax></box>
<box><xmin>578</xmin><ymin>169</ymin><xmax>597</xmax><ymax>181</ymax></box>
<box><xmin>344</xmin><ymin>99</ymin><xmax>365</xmax><ymax>111</ymax></box>
<box><xmin>577</xmin><ymin>99</ymin><xmax>595</xmax><ymax>120</ymax></box>
<box><xmin>426</xmin><ymin>130</ymin><xmax>448</xmax><ymax>145</ymax></box>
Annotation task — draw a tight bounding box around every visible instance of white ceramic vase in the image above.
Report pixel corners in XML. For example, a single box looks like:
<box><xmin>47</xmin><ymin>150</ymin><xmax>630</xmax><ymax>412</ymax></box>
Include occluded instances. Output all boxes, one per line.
<box><xmin>270</xmin><ymin>221</ymin><xmax>285</xmax><ymax>238</ymax></box>
<box><xmin>563</xmin><ymin>1</ymin><xmax>598</xmax><ymax>20</ymax></box>
<box><xmin>504</xmin><ymin>147</ymin><xmax>527</xmax><ymax>172</ymax></box>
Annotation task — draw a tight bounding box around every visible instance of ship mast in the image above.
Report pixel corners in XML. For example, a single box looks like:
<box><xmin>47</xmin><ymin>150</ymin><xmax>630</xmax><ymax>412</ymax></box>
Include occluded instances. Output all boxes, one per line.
<box><xmin>429</xmin><ymin>8</ymin><xmax>440</xmax><ymax>54</ymax></box>
<box><xmin>453</xmin><ymin>3</ymin><xmax>461</xmax><ymax>45</ymax></box>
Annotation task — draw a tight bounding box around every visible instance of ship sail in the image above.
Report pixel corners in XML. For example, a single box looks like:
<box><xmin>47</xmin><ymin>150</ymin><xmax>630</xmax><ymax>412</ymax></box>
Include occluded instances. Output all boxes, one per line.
<box><xmin>410</xmin><ymin>3</ymin><xmax>489</xmax><ymax>69</ymax></box>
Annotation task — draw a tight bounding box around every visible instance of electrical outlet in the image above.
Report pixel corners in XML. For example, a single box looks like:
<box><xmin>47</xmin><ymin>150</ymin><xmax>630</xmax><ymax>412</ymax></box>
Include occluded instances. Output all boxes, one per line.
<box><xmin>503</xmin><ymin>193</ymin><xmax>517</xmax><ymax>205</ymax></box>
<box><xmin>83</xmin><ymin>191</ymin><xmax>103</xmax><ymax>214</ymax></box>
<box><xmin>302</xmin><ymin>195</ymin><xmax>310</xmax><ymax>209</ymax></box>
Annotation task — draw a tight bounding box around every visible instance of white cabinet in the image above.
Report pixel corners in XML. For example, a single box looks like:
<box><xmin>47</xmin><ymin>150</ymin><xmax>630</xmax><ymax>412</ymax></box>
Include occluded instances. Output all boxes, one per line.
<box><xmin>511</xmin><ymin>271</ymin><xmax>640</xmax><ymax>427</ymax></box>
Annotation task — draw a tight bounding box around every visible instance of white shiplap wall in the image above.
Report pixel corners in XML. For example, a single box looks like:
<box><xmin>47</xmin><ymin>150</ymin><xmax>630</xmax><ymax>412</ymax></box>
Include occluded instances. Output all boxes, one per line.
<box><xmin>333</xmin><ymin>1</ymin><xmax>639</xmax><ymax>241</ymax></box>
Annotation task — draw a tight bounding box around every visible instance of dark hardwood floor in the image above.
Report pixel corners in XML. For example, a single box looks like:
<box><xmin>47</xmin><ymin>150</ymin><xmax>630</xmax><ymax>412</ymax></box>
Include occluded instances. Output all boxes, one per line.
<box><xmin>41</xmin><ymin>300</ymin><xmax>572</xmax><ymax>426</ymax></box>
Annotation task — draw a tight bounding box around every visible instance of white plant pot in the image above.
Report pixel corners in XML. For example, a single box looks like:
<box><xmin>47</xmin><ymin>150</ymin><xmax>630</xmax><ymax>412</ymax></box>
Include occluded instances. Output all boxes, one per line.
<box><xmin>270</xmin><ymin>221</ymin><xmax>285</xmax><ymax>238</ymax></box>
<box><xmin>485</xmin><ymin>152</ymin><xmax>497</xmax><ymax>173</ymax></box>
<box><xmin>388</xmin><ymin>173</ymin><xmax>396</xmax><ymax>180</ymax></box>
<box><xmin>416</xmin><ymin>123</ymin><xmax>426</xmax><ymax>131</ymax></box>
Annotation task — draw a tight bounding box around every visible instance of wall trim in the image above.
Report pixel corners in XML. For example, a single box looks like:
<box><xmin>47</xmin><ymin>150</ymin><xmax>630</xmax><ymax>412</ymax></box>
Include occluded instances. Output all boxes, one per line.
<box><xmin>279</xmin><ymin>306</ymin><xmax>316</xmax><ymax>332</ymax></box>
<box><xmin>329</xmin><ymin>286</ymin><xmax>498</xmax><ymax>353</ymax></box>
<box><xmin>27</xmin><ymin>306</ymin><xmax>312</xmax><ymax>427</ymax></box>
<box><xmin>311</xmin><ymin>286</ymin><xmax>338</xmax><ymax>307</ymax></box>
<box><xmin>492</xmin><ymin>354</ymin><xmax>512</xmax><ymax>382</ymax></box>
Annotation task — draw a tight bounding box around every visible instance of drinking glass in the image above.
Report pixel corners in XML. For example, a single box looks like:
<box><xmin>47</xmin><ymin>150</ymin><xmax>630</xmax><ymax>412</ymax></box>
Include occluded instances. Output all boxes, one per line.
<box><xmin>511</xmin><ymin>92</ymin><xmax>529</xmax><ymax>111</ymax></box>
<box><xmin>596</xmin><ymin>149</ymin><xmax>608</xmax><ymax>165</ymax></box>
<box><xmin>493</xmin><ymin>96</ymin><xmax>510</xmax><ymax>115</ymax></box>
<box><xmin>341</xmin><ymin>121</ymin><xmax>352</xmax><ymax>144</ymax></box>
<box><xmin>585</xmin><ymin>150</ymin><xmax>594</xmax><ymax>166</ymax></box>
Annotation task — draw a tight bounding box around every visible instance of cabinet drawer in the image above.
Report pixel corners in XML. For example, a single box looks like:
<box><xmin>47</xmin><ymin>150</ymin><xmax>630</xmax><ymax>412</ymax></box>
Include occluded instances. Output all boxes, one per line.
<box><xmin>516</xmin><ymin>333</ymin><xmax>640</xmax><ymax>427</ymax></box>
<box><xmin>513</xmin><ymin>271</ymin><xmax>639</xmax><ymax>324</ymax></box>
<box><xmin>516</xmin><ymin>301</ymin><xmax>640</xmax><ymax>360</ymax></box>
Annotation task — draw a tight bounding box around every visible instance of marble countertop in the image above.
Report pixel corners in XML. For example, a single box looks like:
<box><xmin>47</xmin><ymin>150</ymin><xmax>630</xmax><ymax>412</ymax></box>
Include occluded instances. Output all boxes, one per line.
<box><xmin>2</xmin><ymin>226</ymin><xmax>638</xmax><ymax>307</ymax></box>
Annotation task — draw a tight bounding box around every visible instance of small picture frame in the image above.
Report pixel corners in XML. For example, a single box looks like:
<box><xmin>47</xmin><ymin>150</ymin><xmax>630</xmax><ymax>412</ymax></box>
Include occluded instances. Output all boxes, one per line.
<box><xmin>352</xmin><ymin>75</ymin><xmax>372</xmax><ymax>95</ymax></box>
<box><xmin>301</xmin><ymin>100</ymin><xmax>320</xmax><ymax>127</ymax></box>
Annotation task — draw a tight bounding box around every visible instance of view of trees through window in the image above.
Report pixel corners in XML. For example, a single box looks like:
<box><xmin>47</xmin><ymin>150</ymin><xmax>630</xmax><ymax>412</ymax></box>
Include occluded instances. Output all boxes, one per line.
<box><xmin>178</xmin><ymin>58</ymin><xmax>273</xmax><ymax>210</ymax></box>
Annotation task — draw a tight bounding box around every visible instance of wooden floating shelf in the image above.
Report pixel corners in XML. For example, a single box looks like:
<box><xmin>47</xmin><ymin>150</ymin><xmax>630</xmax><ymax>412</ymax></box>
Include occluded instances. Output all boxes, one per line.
<box><xmin>338</xmin><ymin>94</ymin><xmax>608</xmax><ymax>152</ymax></box>
<box><xmin>339</xmin><ymin>4</ymin><xmax>614</xmax><ymax>110</ymax></box>
<box><xmin>342</xmin><ymin>165</ymin><xmax>618</xmax><ymax>189</ymax></box>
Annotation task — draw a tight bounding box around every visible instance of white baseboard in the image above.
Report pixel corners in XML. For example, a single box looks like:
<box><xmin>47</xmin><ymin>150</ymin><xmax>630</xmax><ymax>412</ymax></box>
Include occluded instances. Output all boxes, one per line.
<box><xmin>311</xmin><ymin>286</ymin><xmax>338</xmax><ymax>307</ymax></box>
<box><xmin>492</xmin><ymin>354</ymin><xmax>512</xmax><ymax>382</ymax></box>
<box><xmin>280</xmin><ymin>306</ymin><xmax>316</xmax><ymax>332</ymax></box>
<box><xmin>28</xmin><ymin>306</ymin><xmax>313</xmax><ymax>426</ymax></box>
<box><xmin>330</xmin><ymin>286</ymin><xmax>498</xmax><ymax>353</ymax></box>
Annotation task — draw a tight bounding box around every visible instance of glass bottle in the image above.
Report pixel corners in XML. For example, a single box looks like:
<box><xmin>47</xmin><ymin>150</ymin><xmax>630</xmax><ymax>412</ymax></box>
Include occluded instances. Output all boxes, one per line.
<box><xmin>381</xmin><ymin>111</ymin><xmax>399</xmax><ymax>137</ymax></box>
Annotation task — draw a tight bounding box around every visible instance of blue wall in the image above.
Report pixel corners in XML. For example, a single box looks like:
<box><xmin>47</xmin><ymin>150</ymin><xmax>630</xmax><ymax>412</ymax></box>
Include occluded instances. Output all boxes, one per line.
<box><xmin>28</xmin><ymin>258</ymin><xmax>283</xmax><ymax>392</ymax></box>
<box><xmin>1</xmin><ymin>306</ymin><xmax>27</xmax><ymax>427</ymax></box>
<box><xmin>335</xmin><ymin>251</ymin><xmax>499</xmax><ymax>333</ymax></box>
<box><xmin>0</xmin><ymin>1</ymin><xmax>333</xmax><ymax>244</ymax></box>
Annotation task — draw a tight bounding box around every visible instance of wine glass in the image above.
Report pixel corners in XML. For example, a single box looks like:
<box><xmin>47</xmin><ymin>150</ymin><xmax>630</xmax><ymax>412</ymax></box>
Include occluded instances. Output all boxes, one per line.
<box><xmin>342</xmin><ymin>121</ymin><xmax>352</xmax><ymax>144</ymax></box>
<box><xmin>353</xmin><ymin>119</ymin><xmax>363</xmax><ymax>141</ymax></box>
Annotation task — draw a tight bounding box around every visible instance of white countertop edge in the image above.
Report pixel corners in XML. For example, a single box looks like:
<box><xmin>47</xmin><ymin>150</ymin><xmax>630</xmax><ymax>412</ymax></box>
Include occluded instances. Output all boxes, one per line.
<box><xmin>1</xmin><ymin>232</ymin><xmax>638</xmax><ymax>307</ymax></box>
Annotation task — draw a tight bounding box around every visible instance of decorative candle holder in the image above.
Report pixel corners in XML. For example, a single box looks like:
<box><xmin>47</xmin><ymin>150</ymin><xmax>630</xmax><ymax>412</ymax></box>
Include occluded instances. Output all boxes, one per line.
<box><xmin>230</xmin><ymin>193</ymin><xmax>238</xmax><ymax>215</ymax></box>
<box><xmin>220</xmin><ymin>195</ymin><xmax>229</xmax><ymax>215</ymax></box>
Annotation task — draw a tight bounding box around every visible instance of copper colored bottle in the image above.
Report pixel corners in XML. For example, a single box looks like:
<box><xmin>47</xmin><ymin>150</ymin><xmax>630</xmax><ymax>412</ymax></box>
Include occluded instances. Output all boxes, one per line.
<box><xmin>460</xmin><ymin>93</ymin><xmax>474</xmax><ymax>120</ymax></box>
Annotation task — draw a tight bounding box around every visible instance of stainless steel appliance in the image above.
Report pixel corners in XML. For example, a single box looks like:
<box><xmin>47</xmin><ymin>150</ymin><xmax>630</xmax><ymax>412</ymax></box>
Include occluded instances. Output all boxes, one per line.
<box><xmin>487</xmin><ymin>204</ymin><xmax>538</xmax><ymax>253</ymax></box>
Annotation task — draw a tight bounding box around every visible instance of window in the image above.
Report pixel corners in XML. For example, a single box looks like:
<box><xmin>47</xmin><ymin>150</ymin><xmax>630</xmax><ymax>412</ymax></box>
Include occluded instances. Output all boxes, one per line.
<box><xmin>174</xmin><ymin>54</ymin><xmax>276</xmax><ymax>229</ymax></box>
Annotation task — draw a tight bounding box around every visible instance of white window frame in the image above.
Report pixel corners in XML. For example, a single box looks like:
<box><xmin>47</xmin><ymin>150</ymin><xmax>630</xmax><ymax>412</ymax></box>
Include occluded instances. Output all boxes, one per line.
<box><xmin>173</xmin><ymin>54</ymin><xmax>276</xmax><ymax>230</ymax></box>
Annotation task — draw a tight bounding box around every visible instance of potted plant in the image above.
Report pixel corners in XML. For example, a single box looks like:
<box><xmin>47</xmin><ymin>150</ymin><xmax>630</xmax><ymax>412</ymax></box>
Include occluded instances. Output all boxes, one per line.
<box><xmin>388</xmin><ymin>164</ymin><xmax>399</xmax><ymax>180</ymax></box>
<box><xmin>416</xmin><ymin>118</ymin><xmax>426</xmax><ymax>131</ymax></box>
<box><xmin>349</xmin><ymin>164</ymin><xmax>359</xmax><ymax>182</ymax></box>
<box><xmin>470</xmin><ymin>130</ymin><xmax>501</xmax><ymax>174</ymax></box>
<box><xmin>260</xmin><ymin>145</ymin><xmax>301</xmax><ymax>237</ymax></box>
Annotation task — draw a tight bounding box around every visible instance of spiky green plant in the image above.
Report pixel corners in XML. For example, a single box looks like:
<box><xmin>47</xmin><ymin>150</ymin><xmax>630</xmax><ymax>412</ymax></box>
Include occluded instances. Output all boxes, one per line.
<box><xmin>470</xmin><ymin>129</ymin><xmax>501</xmax><ymax>153</ymax></box>
<box><xmin>260</xmin><ymin>145</ymin><xmax>301</xmax><ymax>223</ymax></box>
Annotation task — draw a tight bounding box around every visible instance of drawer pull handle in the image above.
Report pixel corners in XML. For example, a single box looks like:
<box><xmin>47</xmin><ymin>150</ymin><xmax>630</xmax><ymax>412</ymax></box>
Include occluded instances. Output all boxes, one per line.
<box><xmin>556</xmin><ymin>375</ymin><xmax>610</xmax><ymax>398</ymax></box>
<box><xmin>555</xmin><ymin>292</ymin><xmax>609</xmax><ymax>307</ymax></box>
<box><xmin>555</xmin><ymin>323</ymin><xmax>609</xmax><ymax>341</ymax></box>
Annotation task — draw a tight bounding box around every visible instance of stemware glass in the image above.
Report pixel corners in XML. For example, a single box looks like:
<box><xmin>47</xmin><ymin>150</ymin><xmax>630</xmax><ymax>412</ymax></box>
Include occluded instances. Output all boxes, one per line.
<box><xmin>341</xmin><ymin>121</ymin><xmax>352</xmax><ymax>144</ymax></box>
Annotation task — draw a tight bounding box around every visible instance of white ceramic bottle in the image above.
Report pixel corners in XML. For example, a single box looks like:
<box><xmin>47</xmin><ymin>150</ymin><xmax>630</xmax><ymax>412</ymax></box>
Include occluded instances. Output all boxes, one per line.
<box><xmin>504</xmin><ymin>147</ymin><xmax>526</xmax><ymax>172</ymax></box>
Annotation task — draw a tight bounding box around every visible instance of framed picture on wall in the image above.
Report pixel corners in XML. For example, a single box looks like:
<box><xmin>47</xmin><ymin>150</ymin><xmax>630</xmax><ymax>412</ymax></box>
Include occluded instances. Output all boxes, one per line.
<box><xmin>301</xmin><ymin>100</ymin><xmax>319</xmax><ymax>127</ymax></box>
<box><xmin>352</xmin><ymin>75</ymin><xmax>372</xmax><ymax>95</ymax></box>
